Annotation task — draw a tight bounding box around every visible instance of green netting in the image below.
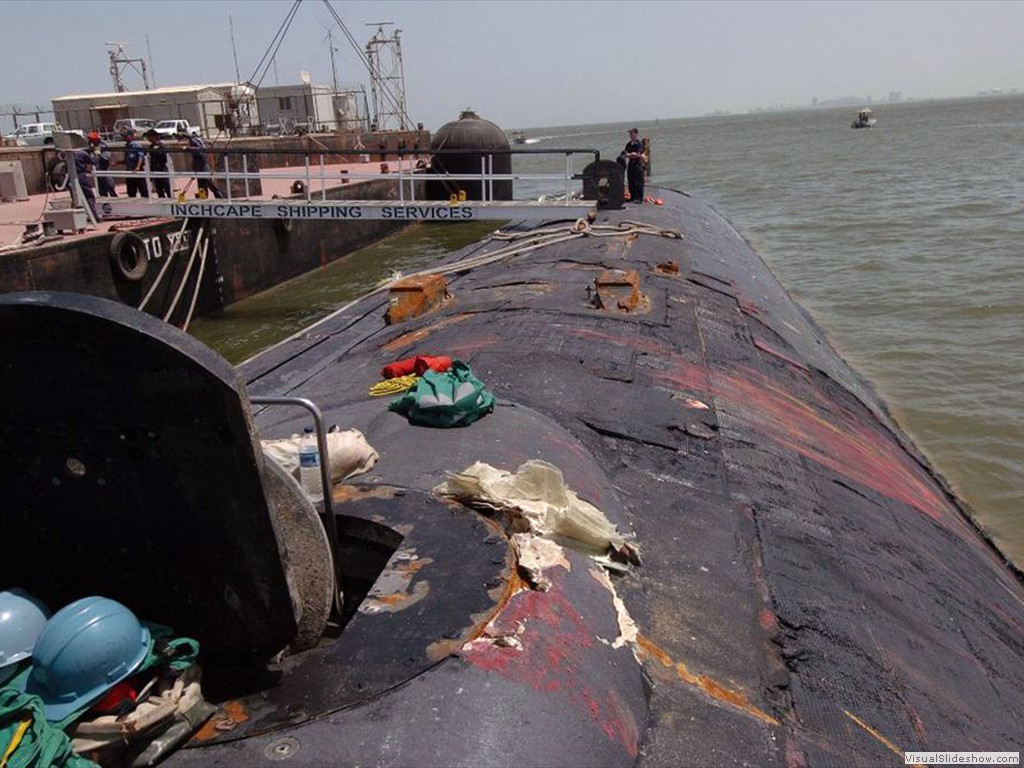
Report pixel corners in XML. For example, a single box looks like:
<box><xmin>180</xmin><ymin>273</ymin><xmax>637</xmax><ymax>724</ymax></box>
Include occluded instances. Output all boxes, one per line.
<box><xmin>388</xmin><ymin>360</ymin><xmax>495</xmax><ymax>428</ymax></box>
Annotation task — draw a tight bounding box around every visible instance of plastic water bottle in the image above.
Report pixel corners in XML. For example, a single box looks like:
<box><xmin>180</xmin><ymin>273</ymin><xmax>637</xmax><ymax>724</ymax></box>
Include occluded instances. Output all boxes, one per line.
<box><xmin>299</xmin><ymin>427</ymin><xmax>323</xmax><ymax>504</ymax></box>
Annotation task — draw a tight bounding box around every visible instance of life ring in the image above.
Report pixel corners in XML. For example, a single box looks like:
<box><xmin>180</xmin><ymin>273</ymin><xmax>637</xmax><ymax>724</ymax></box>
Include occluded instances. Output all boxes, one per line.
<box><xmin>109</xmin><ymin>231</ymin><xmax>149</xmax><ymax>282</ymax></box>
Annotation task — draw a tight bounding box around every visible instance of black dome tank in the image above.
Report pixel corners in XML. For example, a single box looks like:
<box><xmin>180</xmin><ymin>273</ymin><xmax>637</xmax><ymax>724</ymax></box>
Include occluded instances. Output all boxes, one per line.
<box><xmin>426</xmin><ymin>109</ymin><xmax>512</xmax><ymax>201</ymax></box>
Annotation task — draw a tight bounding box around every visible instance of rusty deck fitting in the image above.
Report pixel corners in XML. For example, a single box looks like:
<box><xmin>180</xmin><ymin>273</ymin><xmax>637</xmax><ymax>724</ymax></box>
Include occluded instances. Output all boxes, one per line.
<box><xmin>386</xmin><ymin>273</ymin><xmax>449</xmax><ymax>324</ymax></box>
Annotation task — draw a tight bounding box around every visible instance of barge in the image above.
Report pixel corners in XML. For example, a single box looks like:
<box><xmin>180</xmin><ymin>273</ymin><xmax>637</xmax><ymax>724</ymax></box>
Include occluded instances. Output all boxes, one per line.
<box><xmin>0</xmin><ymin>133</ymin><xmax>428</xmax><ymax>324</ymax></box>
<box><xmin>1</xmin><ymin>183</ymin><xmax>1022</xmax><ymax>766</ymax></box>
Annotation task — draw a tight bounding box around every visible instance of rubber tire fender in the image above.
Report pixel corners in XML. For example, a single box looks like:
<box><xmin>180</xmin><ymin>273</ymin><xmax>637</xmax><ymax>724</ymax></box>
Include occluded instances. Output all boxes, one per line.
<box><xmin>109</xmin><ymin>231</ymin><xmax>149</xmax><ymax>282</ymax></box>
<box><xmin>290</xmin><ymin>179</ymin><xmax>306</xmax><ymax>195</ymax></box>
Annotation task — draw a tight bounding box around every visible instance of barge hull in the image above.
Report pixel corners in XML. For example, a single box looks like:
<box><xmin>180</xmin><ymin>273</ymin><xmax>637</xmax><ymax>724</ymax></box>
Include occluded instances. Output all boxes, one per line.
<box><xmin>0</xmin><ymin>177</ymin><xmax>412</xmax><ymax>323</ymax></box>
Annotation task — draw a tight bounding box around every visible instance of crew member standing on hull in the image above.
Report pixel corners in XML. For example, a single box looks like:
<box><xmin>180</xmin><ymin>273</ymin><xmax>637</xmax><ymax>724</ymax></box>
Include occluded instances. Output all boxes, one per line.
<box><xmin>179</xmin><ymin>131</ymin><xmax>223</xmax><ymax>199</ymax></box>
<box><xmin>122</xmin><ymin>130</ymin><xmax>149</xmax><ymax>198</ymax></box>
<box><xmin>624</xmin><ymin>127</ymin><xmax>645</xmax><ymax>204</ymax></box>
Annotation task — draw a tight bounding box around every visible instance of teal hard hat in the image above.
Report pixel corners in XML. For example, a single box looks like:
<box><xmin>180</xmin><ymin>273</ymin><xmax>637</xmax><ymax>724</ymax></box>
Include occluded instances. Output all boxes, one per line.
<box><xmin>0</xmin><ymin>588</ymin><xmax>51</xmax><ymax>682</ymax></box>
<box><xmin>21</xmin><ymin>596</ymin><xmax>151</xmax><ymax>722</ymax></box>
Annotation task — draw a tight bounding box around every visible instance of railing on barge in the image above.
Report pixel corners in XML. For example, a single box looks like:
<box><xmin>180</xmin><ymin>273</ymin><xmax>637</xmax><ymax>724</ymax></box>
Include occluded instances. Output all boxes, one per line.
<box><xmin>91</xmin><ymin>146</ymin><xmax>602</xmax><ymax>222</ymax></box>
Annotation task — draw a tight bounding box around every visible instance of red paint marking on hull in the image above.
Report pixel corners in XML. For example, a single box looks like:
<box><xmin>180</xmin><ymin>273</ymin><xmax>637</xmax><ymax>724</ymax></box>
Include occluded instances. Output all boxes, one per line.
<box><xmin>753</xmin><ymin>337</ymin><xmax>811</xmax><ymax>374</ymax></box>
<box><xmin>652</xmin><ymin>354</ymin><xmax>956</xmax><ymax>525</ymax></box>
<box><xmin>461</xmin><ymin>568</ymin><xmax>639</xmax><ymax>757</ymax></box>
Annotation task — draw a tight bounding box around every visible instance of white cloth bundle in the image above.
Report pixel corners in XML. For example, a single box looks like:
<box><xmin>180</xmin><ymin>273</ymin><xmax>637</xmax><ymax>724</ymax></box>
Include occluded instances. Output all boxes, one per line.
<box><xmin>262</xmin><ymin>427</ymin><xmax>379</xmax><ymax>482</ymax></box>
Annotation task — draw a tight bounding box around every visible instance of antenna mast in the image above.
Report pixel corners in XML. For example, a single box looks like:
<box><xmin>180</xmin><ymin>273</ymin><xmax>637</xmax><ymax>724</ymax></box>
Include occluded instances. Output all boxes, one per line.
<box><xmin>146</xmin><ymin>35</ymin><xmax>157</xmax><ymax>88</ymax></box>
<box><xmin>365</xmin><ymin>22</ymin><xmax>407</xmax><ymax>130</ymax></box>
<box><xmin>327</xmin><ymin>29</ymin><xmax>340</xmax><ymax>95</ymax></box>
<box><xmin>106</xmin><ymin>42</ymin><xmax>150</xmax><ymax>92</ymax></box>
<box><xmin>229</xmin><ymin>15</ymin><xmax>242</xmax><ymax>83</ymax></box>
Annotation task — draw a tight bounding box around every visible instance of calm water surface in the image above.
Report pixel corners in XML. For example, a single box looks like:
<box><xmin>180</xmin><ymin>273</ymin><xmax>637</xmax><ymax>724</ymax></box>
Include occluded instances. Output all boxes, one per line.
<box><xmin>666</xmin><ymin>99</ymin><xmax>1024</xmax><ymax>568</ymax></box>
<box><xmin>192</xmin><ymin>97</ymin><xmax>1024</xmax><ymax>567</ymax></box>
<box><xmin>189</xmin><ymin>220</ymin><xmax>497</xmax><ymax>363</ymax></box>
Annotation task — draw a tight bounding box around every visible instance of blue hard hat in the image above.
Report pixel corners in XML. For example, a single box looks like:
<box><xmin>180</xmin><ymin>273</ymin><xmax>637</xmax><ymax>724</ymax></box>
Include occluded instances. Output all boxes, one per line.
<box><xmin>21</xmin><ymin>596</ymin><xmax>151</xmax><ymax>722</ymax></box>
<box><xmin>0</xmin><ymin>588</ymin><xmax>51</xmax><ymax>678</ymax></box>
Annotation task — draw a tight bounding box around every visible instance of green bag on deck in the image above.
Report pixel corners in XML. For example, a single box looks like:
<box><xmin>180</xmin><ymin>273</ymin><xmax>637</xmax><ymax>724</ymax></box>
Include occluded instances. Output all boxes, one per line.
<box><xmin>388</xmin><ymin>360</ymin><xmax>495</xmax><ymax>428</ymax></box>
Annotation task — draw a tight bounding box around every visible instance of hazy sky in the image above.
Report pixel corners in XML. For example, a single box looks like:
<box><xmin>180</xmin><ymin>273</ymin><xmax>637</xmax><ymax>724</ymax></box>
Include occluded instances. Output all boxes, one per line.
<box><xmin>4</xmin><ymin>0</ymin><xmax>1023</xmax><ymax>130</ymax></box>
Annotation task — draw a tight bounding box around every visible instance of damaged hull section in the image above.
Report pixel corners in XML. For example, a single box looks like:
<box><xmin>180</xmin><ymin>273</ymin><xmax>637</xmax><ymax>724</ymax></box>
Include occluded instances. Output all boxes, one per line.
<box><xmin>228</xmin><ymin>187</ymin><xmax>1023</xmax><ymax>765</ymax></box>
<box><xmin>7</xmin><ymin>182</ymin><xmax>1019</xmax><ymax>766</ymax></box>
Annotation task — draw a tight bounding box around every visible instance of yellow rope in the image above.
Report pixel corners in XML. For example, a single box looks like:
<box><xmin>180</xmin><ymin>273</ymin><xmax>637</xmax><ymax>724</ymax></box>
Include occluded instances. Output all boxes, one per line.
<box><xmin>369</xmin><ymin>374</ymin><xmax>419</xmax><ymax>397</ymax></box>
<box><xmin>1</xmin><ymin>717</ymin><xmax>31</xmax><ymax>768</ymax></box>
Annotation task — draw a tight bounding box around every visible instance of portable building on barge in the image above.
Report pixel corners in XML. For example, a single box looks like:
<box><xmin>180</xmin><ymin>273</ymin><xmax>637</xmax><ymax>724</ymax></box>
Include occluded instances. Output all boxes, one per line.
<box><xmin>52</xmin><ymin>83</ymin><xmax>256</xmax><ymax>137</ymax></box>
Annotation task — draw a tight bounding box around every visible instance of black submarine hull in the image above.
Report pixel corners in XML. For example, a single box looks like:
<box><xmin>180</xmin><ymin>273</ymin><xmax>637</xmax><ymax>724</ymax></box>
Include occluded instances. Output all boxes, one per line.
<box><xmin>196</xmin><ymin>186</ymin><xmax>1022</xmax><ymax>766</ymax></box>
<box><xmin>3</xmin><ymin>185</ymin><xmax>1020</xmax><ymax>766</ymax></box>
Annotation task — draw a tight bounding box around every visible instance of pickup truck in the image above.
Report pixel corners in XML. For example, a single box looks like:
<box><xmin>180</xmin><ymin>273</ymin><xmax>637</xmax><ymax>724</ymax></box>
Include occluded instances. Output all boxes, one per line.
<box><xmin>3</xmin><ymin>122</ymin><xmax>84</xmax><ymax>147</ymax></box>
<box><xmin>152</xmin><ymin>119</ymin><xmax>200</xmax><ymax>138</ymax></box>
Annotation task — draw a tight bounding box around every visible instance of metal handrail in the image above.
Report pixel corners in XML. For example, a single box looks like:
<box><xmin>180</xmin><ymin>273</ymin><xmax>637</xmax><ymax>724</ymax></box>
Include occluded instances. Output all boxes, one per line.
<box><xmin>249</xmin><ymin>395</ymin><xmax>342</xmax><ymax>617</ymax></box>
<box><xmin>92</xmin><ymin>146</ymin><xmax>602</xmax><ymax>207</ymax></box>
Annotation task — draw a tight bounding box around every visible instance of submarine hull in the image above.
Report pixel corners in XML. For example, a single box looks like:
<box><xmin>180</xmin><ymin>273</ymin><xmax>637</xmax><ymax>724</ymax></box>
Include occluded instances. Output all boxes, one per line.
<box><xmin>211</xmin><ymin>187</ymin><xmax>1023</xmax><ymax>765</ymax></box>
<box><xmin>3</xmin><ymin>185</ymin><xmax>1020</xmax><ymax>766</ymax></box>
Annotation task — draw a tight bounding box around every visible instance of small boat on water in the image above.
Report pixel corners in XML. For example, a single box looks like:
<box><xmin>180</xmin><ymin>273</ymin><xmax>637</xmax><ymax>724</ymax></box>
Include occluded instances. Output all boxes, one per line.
<box><xmin>510</xmin><ymin>130</ymin><xmax>528</xmax><ymax>144</ymax></box>
<box><xmin>2</xmin><ymin>179</ymin><xmax>1023</xmax><ymax>766</ymax></box>
<box><xmin>851</xmin><ymin>107</ymin><xmax>877</xmax><ymax>129</ymax></box>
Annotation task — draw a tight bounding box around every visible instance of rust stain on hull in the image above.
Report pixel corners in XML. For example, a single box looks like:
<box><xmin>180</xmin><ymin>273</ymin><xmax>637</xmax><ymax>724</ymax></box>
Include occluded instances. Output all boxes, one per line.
<box><xmin>380</xmin><ymin>313</ymin><xmax>473</xmax><ymax>352</ymax></box>
<box><xmin>361</xmin><ymin>551</ymin><xmax>434</xmax><ymax>614</ymax></box>
<box><xmin>636</xmin><ymin>634</ymin><xmax>779</xmax><ymax>726</ymax></box>
<box><xmin>191</xmin><ymin>699</ymin><xmax>249</xmax><ymax>742</ymax></box>
<box><xmin>425</xmin><ymin>536</ymin><xmax>522</xmax><ymax>663</ymax></box>
<box><xmin>844</xmin><ymin>710</ymin><xmax>923</xmax><ymax>767</ymax></box>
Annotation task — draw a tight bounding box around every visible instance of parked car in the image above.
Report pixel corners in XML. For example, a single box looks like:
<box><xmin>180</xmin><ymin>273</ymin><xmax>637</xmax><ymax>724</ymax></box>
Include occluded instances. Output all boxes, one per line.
<box><xmin>112</xmin><ymin>118</ymin><xmax>156</xmax><ymax>137</ymax></box>
<box><xmin>152</xmin><ymin>119</ymin><xmax>200</xmax><ymax>138</ymax></box>
<box><xmin>3</xmin><ymin>122</ymin><xmax>66</xmax><ymax>147</ymax></box>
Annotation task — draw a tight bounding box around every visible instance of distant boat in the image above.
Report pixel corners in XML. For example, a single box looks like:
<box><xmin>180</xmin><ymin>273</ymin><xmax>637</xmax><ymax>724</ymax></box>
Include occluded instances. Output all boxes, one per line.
<box><xmin>510</xmin><ymin>130</ymin><xmax>528</xmax><ymax>144</ymax></box>
<box><xmin>851</xmin><ymin>107</ymin><xmax>877</xmax><ymax>129</ymax></box>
